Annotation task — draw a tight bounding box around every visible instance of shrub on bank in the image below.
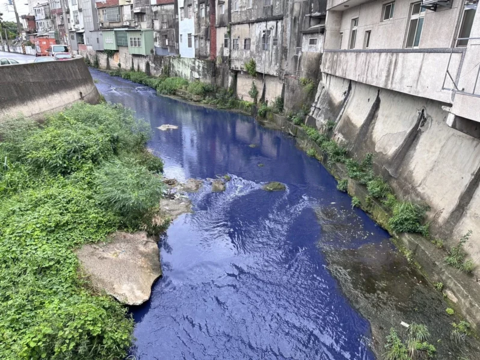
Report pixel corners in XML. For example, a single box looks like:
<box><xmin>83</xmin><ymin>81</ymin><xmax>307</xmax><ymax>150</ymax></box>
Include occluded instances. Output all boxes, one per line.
<box><xmin>157</xmin><ymin>77</ymin><xmax>188</xmax><ymax>95</ymax></box>
<box><xmin>0</xmin><ymin>103</ymin><xmax>164</xmax><ymax>359</ymax></box>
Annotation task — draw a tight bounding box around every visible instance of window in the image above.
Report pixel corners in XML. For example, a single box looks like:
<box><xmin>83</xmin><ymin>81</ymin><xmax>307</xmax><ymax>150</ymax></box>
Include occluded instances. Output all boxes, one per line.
<box><xmin>130</xmin><ymin>37</ymin><xmax>133</xmax><ymax>46</ymax></box>
<box><xmin>349</xmin><ymin>18</ymin><xmax>358</xmax><ymax>49</ymax></box>
<box><xmin>180</xmin><ymin>7</ymin><xmax>184</xmax><ymax>20</ymax></box>
<box><xmin>265</xmin><ymin>0</ymin><xmax>271</xmax><ymax>5</ymax></box>
<box><xmin>71</xmin><ymin>34</ymin><xmax>75</xmax><ymax>40</ymax></box>
<box><xmin>309</xmin><ymin>38</ymin><xmax>317</xmax><ymax>45</ymax></box>
<box><xmin>200</xmin><ymin>4</ymin><xmax>205</xmax><ymax>17</ymax></box>
<box><xmin>339</xmin><ymin>32</ymin><xmax>343</xmax><ymax>49</ymax></box>
<box><xmin>187</xmin><ymin>5</ymin><xmax>193</xmax><ymax>18</ymax></box>
<box><xmin>180</xmin><ymin>34</ymin><xmax>183</xmax><ymax>42</ymax></box>
<box><xmin>106</xmin><ymin>7</ymin><xmax>120</xmax><ymax>22</ymax></box>
<box><xmin>224</xmin><ymin>33</ymin><xmax>229</xmax><ymax>47</ymax></box>
<box><xmin>364</xmin><ymin>30</ymin><xmax>371</xmax><ymax>48</ymax></box>
<box><xmin>244</xmin><ymin>38</ymin><xmax>251</xmax><ymax>50</ymax></box>
<box><xmin>233</xmin><ymin>38</ymin><xmax>239</xmax><ymax>50</ymax></box>
<box><xmin>195</xmin><ymin>36</ymin><xmax>199</xmax><ymax>48</ymax></box>
<box><xmin>405</xmin><ymin>2</ymin><xmax>425</xmax><ymax>48</ymax></box>
<box><xmin>188</xmin><ymin>33</ymin><xmax>192</xmax><ymax>47</ymax></box>
<box><xmin>382</xmin><ymin>2</ymin><xmax>395</xmax><ymax>21</ymax></box>
<box><xmin>248</xmin><ymin>0</ymin><xmax>253</xmax><ymax>8</ymax></box>
<box><xmin>233</xmin><ymin>0</ymin><xmax>238</xmax><ymax>11</ymax></box>
<box><xmin>262</xmin><ymin>30</ymin><xmax>270</xmax><ymax>50</ymax></box>
<box><xmin>73</xmin><ymin>10</ymin><xmax>79</xmax><ymax>24</ymax></box>
<box><xmin>219</xmin><ymin>3</ymin><xmax>224</xmax><ymax>14</ymax></box>
<box><xmin>72</xmin><ymin>0</ymin><xmax>76</xmax><ymax>5</ymax></box>
<box><xmin>272</xmin><ymin>37</ymin><xmax>278</xmax><ymax>46</ymax></box>
<box><xmin>164</xmin><ymin>35</ymin><xmax>169</xmax><ymax>47</ymax></box>
<box><xmin>457</xmin><ymin>2</ymin><xmax>478</xmax><ymax>47</ymax></box>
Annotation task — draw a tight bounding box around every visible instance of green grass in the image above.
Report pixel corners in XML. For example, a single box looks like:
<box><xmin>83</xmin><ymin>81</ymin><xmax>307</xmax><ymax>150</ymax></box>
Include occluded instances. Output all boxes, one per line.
<box><xmin>0</xmin><ymin>103</ymin><xmax>164</xmax><ymax>359</ymax></box>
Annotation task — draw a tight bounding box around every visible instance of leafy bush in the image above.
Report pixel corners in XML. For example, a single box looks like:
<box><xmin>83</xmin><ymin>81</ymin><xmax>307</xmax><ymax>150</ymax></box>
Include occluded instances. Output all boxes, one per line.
<box><xmin>237</xmin><ymin>100</ymin><xmax>254</xmax><ymax>113</ymax></box>
<box><xmin>273</xmin><ymin>96</ymin><xmax>284</xmax><ymax>114</ymax></box>
<box><xmin>384</xmin><ymin>328</ymin><xmax>409</xmax><ymax>360</ymax></box>
<box><xmin>388</xmin><ymin>202</ymin><xmax>429</xmax><ymax>236</ymax></box>
<box><xmin>244</xmin><ymin>59</ymin><xmax>256</xmax><ymax>77</ymax></box>
<box><xmin>187</xmin><ymin>81</ymin><xmax>213</xmax><ymax>96</ymax></box>
<box><xmin>94</xmin><ymin>159</ymin><xmax>164</xmax><ymax>229</ymax></box>
<box><xmin>445</xmin><ymin>231</ymin><xmax>475</xmax><ymax>273</ymax></box>
<box><xmin>157</xmin><ymin>77</ymin><xmax>188</xmax><ymax>95</ymax></box>
<box><xmin>337</xmin><ymin>179</ymin><xmax>348</xmax><ymax>192</ymax></box>
<box><xmin>367</xmin><ymin>177</ymin><xmax>392</xmax><ymax>199</ymax></box>
<box><xmin>446</xmin><ymin>308</ymin><xmax>455</xmax><ymax>315</ymax></box>
<box><xmin>0</xmin><ymin>103</ymin><xmax>164</xmax><ymax>359</ymax></box>
<box><xmin>258</xmin><ymin>103</ymin><xmax>272</xmax><ymax>118</ymax></box>
<box><xmin>307</xmin><ymin>148</ymin><xmax>316</xmax><ymax>157</ymax></box>
<box><xmin>434</xmin><ymin>282</ymin><xmax>444</xmax><ymax>291</ymax></box>
<box><xmin>451</xmin><ymin>321</ymin><xmax>471</xmax><ymax>343</ymax></box>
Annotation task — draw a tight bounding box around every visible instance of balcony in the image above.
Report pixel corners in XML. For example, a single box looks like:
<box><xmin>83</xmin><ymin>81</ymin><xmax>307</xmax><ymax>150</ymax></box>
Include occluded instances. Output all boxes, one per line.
<box><xmin>327</xmin><ymin>0</ymin><xmax>372</xmax><ymax>11</ymax></box>
<box><xmin>133</xmin><ymin>6</ymin><xmax>147</xmax><ymax>13</ymax></box>
<box><xmin>321</xmin><ymin>48</ymin><xmax>464</xmax><ymax>104</ymax></box>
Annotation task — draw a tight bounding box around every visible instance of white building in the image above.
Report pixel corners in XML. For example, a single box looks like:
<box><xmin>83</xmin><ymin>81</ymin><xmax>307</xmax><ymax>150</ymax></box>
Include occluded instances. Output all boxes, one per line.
<box><xmin>178</xmin><ymin>0</ymin><xmax>195</xmax><ymax>58</ymax></box>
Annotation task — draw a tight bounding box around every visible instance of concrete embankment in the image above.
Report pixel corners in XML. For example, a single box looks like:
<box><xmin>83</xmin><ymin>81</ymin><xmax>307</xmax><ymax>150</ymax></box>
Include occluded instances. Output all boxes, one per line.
<box><xmin>0</xmin><ymin>58</ymin><xmax>100</xmax><ymax>121</ymax></box>
<box><xmin>306</xmin><ymin>74</ymin><xmax>480</xmax><ymax>327</ymax></box>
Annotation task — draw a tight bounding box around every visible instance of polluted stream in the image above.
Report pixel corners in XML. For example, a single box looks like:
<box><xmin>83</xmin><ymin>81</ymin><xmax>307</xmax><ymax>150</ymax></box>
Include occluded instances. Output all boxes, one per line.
<box><xmin>91</xmin><ymin>69</ymin><xmax>479</xmax><ymax>359</ymax></box>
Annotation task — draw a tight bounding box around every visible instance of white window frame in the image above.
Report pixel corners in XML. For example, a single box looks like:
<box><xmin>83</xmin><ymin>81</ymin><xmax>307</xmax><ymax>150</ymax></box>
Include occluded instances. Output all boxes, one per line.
<box><xmin>456</xmin><ymin>2</ymin><xmax>478</xmax><ymax>47</ymax></box>
<box><xmin>349</xmin><ymin>18</ymin><xmax>358</xmax><ymax>49</ymax></box>
<box><xmin>405</xmin><ymin>2</ymin><xmax>425</xmax><ymax>48</ymax></box>
<box><xmin>382</xmin><ymin>2</ymin><xmax>395</xmax><ymax>21</ymax></box>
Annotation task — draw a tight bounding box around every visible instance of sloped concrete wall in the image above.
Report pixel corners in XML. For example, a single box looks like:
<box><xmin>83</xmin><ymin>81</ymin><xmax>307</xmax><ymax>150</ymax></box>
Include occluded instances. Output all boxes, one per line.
<box><xmin>0</xmin><ymin>58</ymin><xmax>100</xmax><ymax>121</ymax></box>
<box><xmin>310</xmin><ymin>73</ymin><xmax>480</xmax><ymax>266</ymax></box>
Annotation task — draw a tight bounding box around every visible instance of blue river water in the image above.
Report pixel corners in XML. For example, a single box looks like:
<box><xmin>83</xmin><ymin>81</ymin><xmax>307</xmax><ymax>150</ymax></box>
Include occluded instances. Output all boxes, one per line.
<box><xmin>91</xmin><ymin>69</ymin><xmax>390</xmax><ymax>360</ymax></box>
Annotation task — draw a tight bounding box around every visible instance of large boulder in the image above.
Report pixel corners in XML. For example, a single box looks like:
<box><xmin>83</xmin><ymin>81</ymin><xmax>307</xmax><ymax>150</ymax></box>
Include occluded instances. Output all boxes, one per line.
<box><xmin>76</xmin><ymin>232</ymin><xmax>161</xmax><ymax>306</ymax></box>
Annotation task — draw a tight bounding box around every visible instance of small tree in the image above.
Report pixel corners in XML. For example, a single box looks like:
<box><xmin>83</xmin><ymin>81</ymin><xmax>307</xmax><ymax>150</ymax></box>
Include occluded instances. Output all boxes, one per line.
<box><xmin>248</xmin><ymin>81</ymin><xmax>259</xmax><ymax>103</ymax></box>
<box><xmin>245</xmin><ymin>59</ymin><xmax>257</xmax><ymax>77</ymax></box>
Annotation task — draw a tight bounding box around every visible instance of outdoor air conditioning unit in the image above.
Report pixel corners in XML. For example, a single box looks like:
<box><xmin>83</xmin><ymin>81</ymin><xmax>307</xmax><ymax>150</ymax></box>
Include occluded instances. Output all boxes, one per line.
<box><xmin>421</xmin><ymin>0</ymin><xmax>452</xmax><ymax>11</ymax></box>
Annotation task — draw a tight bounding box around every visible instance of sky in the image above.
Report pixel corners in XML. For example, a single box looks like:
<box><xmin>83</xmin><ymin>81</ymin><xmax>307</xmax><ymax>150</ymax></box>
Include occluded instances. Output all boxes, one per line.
<box><xmin>1</xmin><ymin>0</ymin><xmax>29</xmax><ymax>22</ymax></box>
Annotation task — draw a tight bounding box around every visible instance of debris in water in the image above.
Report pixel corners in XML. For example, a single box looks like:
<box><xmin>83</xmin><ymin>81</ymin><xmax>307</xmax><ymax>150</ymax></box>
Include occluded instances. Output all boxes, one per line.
<box><xmin>158</xmin><ymin>124</ymin><xmax>179</xmax><ymax>131</ymax></box>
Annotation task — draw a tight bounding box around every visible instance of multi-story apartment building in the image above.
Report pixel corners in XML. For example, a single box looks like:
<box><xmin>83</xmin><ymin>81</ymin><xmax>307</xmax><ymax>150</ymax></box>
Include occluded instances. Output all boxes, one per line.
<box><xmin>178</xmin><ymin>0</ymin><xmax>195</xmax><ymax>58</ymax></box>
<box><xmin>33</xmin><ymin>2</ymin><xmax>54</xmax><ymax>36</ymax></box>
<box><xmin>152</xmin><ymin>0</ymin><xmax>178</xmax><ymax>55</ymax></box>
<box><xmin>68</xmin><ymin>0</ymin><xmax>85</xmax><ymax>50</ymax></box>
<box><xmin>315</xmin><ymin>0</ymin><xmax>480</xmax><ymax>262</ymax></box>
<box><xmin>193</xmin><ymin>0</ymin><xmax>215</xmax><ymax>59</ymax></box>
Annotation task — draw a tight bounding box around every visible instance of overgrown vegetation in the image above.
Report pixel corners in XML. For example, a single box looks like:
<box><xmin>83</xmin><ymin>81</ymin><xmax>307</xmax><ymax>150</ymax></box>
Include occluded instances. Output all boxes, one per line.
<box><xmin>249</xmin><ymin>81</ymin><xmax>259</xmax><ymax>103</ymax></box>
<box><xmin>445</xmin><ymin>231</ymin><xmax>475</xmax><ymax>274</ymax></box>
<box><xmin>451</xmin><ymin>321</ymin><xmax>471</xmax><ymax>344</ymax></box>
<box><xmin>389</xmin><ymin>202</ymin><xmax>429</xmax><ymax>237</ymax></box>
<box><xmin>337</xmin><ymin>179</ymin><xmax>348</xmax><ymax>192</ymax></box>
<box><xmin>0</xmin><ymin>103</ymin><xmax>166</xmax><ymax>359</ymax></box>
<box><xmin>300</xmin><ymin>77</ymin><xmax>316</xmax><ymax>97</ymax></box>
<box><xmin>384</xmin><ymin>324</ymin><xmax>436</xmax><ymax>360</ymax></box>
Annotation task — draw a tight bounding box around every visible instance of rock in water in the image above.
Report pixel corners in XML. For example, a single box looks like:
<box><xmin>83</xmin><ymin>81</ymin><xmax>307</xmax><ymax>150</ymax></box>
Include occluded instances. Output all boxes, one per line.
<box><xmin>262</xmin><ymin>182</ymin><xmax>286</xmax><ymax>191</ymax></box>
<box><xmin>212</xmin><ymin>179</ymin><xmax>226</xmax><ymax>192</ymax></box>
<box><xmin>180</xmin><ymin>178</ymin><xmax>203</xmax><ymax>193</ymax></box>
<box><xmin>76</xmin><ymin>232</ymin><xmax>161</xmax><ymax>306</ymax></box>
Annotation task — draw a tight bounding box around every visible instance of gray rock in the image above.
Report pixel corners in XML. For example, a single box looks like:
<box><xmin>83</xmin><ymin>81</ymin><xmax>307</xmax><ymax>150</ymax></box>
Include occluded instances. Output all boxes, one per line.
<box><xmin>262</xmin><ymin>181</ymin><xmax>286</xmax><ymax>191</ymax></box>
<box><xmin>76</xmin><ymin>232</ymin><xmax>161</xmax><ymax>306</ymax></box>
<box><xmin>212</xmin><ymin>179</ymin><xmax>226</xmax><ymax>192</ymax></box>
<box><xmin>180</xmin><ymin>178</ymin><xmax>203</xmax><ymax>193</ymax></box>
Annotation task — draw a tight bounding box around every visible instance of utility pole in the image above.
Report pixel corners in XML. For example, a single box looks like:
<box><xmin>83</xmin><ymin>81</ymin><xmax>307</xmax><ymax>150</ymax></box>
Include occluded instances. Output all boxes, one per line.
<box><xmin>0</xmin><ymin>13</ymin><xmax>3</xmax><ymax>51</ymax></box>
<box><xmin>11</xmin><ymin>0</ymin><xmax>23</xmax><ymax>39</ymax></box>
<box><xmin>60</xmin><ymin>0</ymin><xmax>71</xmax><ymax>50</ymax></box>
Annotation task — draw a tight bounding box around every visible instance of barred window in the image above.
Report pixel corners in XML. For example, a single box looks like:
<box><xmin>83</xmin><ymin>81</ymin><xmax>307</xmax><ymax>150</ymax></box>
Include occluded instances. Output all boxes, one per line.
<box><xmin>105</xmin><ymin>7</ymin><xmax>120</xmax><ymax>22</ymax></box>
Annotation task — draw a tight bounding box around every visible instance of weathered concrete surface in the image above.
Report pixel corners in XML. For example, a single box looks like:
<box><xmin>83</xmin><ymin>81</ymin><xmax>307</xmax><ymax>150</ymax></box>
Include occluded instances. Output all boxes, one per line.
<box><xmin>77</xmin><ymin>232</ymin><xmax>161</xmax><ymax>306</ymax></box>
<box><xmin>0</xmin><ymin>58</ymin><xmax>100</xmax><ymax>121</ymax></box>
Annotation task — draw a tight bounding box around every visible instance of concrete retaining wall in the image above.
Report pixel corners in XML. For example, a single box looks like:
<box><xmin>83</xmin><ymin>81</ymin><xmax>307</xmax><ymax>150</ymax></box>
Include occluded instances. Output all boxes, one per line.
<box><xmin>0</xmin><ymin>58</ymin><xmax>100</xmax><ymax>121</ymax></box>
<box><xmin>310</xmin><ymin>73</ymin><xmax>480</xmax><ymax>271</ymax></box>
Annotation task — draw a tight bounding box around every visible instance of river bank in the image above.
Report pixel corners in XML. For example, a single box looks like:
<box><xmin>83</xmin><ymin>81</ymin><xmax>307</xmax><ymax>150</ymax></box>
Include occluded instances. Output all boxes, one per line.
<box><xmin>0</xmin><ymin>103</ymin><xmax>167</xmax><ymax>359</ymax></box>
